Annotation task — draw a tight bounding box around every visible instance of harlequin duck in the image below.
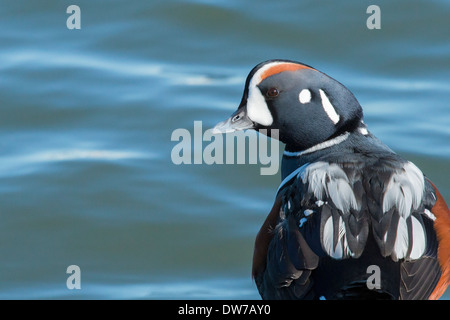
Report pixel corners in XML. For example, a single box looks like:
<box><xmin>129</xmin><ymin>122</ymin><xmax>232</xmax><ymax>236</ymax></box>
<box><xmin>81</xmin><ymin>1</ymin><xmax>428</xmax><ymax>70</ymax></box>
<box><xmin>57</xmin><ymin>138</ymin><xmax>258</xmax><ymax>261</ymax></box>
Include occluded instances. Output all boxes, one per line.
<box><xmin>212</xmin><ymin>59</ymin><xmax>450</xmax><ymax>300</ymax></box>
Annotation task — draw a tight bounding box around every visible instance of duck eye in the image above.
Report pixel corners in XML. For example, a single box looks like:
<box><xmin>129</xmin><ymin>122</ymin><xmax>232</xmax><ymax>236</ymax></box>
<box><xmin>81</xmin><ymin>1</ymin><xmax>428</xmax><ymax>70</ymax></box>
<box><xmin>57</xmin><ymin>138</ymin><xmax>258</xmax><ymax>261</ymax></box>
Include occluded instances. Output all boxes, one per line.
<box><xmin>267</xmin><ymin>87</ymin><xmax>279</xmax><ymax>97</ymax></box>
<box><xmin>232</xmin><ymin>114</ymin><xmax>241</xmax><ymax>122</ymax></box>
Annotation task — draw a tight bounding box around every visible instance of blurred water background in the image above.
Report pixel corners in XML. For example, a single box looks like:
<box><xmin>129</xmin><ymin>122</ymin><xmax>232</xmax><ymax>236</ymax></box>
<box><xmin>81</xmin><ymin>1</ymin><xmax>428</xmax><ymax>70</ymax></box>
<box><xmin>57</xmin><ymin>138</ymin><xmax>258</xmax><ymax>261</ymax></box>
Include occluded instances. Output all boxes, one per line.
<box><xmin>0</xmin><ymin>0</ymin><xmax>449</xmax><ymax>299</ymax></box>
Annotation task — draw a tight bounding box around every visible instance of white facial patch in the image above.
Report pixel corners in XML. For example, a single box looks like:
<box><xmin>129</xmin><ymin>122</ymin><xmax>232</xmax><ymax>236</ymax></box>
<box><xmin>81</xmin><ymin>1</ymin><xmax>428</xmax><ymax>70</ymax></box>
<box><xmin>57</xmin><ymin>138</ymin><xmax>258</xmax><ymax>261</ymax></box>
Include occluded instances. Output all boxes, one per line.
<box><xmin>319</xmin><ymin>89</ymin><xmax>340</xmax><ymax>124</ymax></box>
<box><xmin>299</xmin><ymin>89</ymin><xmax>312</xmax><ymax>104</ymax></box>
<box><xmin>246</xmin><ymin>62</ymin><xmax>288</xmax><ymax>126</ymax></box>
<box><xmin>246</xmin><ymin>86</ymin><xmax>272</xmax><ymax>126</ymax></box>
<box><xmin>246</xmin><ymin>61</ymin><xmax>314</xmax><ymax>126</ymax></box>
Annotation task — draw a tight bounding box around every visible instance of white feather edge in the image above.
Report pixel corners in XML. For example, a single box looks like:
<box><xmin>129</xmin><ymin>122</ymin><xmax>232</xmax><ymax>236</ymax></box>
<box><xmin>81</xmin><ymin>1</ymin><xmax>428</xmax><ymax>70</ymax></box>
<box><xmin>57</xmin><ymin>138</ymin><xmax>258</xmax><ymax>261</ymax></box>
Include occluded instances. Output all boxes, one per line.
<box><xmin>409</xmin><ymin>216</ymin><xmax>426</xmax><ymax>260</ymax></box>
<box><xmin>390</xmin><ymin>215</ymin><xmax>426</xmax><ymax>261</ymax></box>
<box><xmin>300</xmin><ymin>162</ymin><xmax>360</xmax><ymax>212</ymax></box>
<box><xmin>392</xmin><ymin>217</ymin><xmax>409</xmax><ymax>260</ymax></box>
<box><xmin>382</xmin><ymin>161</ymin><xmax>425</xmax><ymax>218</ymax></box>
<box><xmin>276</xmin><ymin>161</ymin><xmax>427</xmax><ymax>260</ymax></box>
<box><xmin>323</xmin><ymin>216</ymin><xmax>352</xmax><ymax>259</ymax></box>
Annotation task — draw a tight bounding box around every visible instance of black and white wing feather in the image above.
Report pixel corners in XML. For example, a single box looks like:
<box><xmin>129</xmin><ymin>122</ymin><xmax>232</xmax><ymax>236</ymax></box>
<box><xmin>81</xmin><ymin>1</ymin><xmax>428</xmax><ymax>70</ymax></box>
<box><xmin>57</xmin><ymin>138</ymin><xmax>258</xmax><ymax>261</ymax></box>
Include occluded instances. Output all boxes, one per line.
<box><xmin>255</xmin><ymin>158</ymin><xmax>441</xmax><ymax>300</ymax></box>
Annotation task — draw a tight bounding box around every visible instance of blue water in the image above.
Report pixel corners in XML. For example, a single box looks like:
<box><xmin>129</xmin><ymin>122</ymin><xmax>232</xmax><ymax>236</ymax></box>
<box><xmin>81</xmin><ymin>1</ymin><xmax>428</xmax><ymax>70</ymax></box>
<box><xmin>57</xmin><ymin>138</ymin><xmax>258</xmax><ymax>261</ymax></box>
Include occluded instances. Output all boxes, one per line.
<box><xmin>0</xmin><ymin>0</ymin><xmax>449</xmax><ymax>299</ymax></box>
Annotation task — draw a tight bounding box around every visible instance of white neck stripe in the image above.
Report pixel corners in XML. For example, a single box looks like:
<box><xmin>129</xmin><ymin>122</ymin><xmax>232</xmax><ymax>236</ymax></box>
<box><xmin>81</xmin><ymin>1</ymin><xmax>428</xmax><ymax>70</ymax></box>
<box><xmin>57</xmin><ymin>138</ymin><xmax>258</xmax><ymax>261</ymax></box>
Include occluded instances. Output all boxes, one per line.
<box><xmin>283</xmin><ymin>131</ymin><xmax>350</xmax><ymax>157</ymax></box>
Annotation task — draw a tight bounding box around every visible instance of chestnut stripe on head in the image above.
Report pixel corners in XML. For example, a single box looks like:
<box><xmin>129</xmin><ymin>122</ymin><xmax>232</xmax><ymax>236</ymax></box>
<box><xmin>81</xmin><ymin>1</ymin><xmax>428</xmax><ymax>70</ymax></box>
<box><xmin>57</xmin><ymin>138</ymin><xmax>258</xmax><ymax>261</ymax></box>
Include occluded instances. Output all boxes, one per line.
<box><xmin>259</xmin><ymin>62</ymin><xmax>315</xmax><ymax>84</ymax></box>
<box><xmin>247</xmin><ymin>61</ymin><xmax>315</xmax><ymax>126</ymax></box>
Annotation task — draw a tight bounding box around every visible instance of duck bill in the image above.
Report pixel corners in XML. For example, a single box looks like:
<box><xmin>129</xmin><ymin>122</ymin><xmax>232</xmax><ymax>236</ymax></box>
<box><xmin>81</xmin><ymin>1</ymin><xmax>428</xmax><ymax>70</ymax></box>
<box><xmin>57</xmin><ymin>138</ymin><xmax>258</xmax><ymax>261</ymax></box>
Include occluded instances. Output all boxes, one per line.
<box><xmin>212</xmin><ymin>108</ymin><xmax>255</xmax><ymax>134</ymax></box>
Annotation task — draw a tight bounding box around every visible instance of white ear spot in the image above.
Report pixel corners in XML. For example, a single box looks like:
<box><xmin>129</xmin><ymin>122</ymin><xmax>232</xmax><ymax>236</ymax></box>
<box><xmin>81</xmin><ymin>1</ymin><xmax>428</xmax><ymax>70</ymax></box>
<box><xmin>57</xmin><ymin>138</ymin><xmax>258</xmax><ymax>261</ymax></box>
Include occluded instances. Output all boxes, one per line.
<box><xmin>299</xmin><ymin>89</ymin><xmax>312</xmax><ymax>104</ymax></box>
<box><xmin>319</xmin><ymin>89</ymin><xmax>340</xmax><ymax>124</ymax></box>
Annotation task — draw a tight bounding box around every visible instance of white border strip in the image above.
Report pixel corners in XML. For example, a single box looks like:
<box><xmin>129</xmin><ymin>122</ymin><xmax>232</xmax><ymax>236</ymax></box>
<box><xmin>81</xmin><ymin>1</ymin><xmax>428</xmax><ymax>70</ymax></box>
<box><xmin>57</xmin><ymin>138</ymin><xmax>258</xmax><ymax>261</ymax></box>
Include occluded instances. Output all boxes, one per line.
<box><xmin>283</xmin><ymin>132</ymin><xmax>350</xmax><ymax>157</ymax></box>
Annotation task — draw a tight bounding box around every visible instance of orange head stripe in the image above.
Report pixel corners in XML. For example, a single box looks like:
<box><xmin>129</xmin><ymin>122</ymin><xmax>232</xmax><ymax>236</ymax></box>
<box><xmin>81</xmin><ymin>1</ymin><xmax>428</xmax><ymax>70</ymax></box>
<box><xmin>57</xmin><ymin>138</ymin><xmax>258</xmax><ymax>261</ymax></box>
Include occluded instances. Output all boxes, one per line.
<box><xmin>260</xmin><ymin>63</ymin><xmax>314</xmax><ymax>83</ymax></box>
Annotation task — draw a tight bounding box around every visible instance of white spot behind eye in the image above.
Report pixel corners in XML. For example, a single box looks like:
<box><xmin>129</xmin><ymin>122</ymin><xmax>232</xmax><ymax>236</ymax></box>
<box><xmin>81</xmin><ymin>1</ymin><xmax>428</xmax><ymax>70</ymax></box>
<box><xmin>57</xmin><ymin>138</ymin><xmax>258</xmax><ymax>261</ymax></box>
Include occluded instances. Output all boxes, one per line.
<box><xmin>299</xmin><ymin>89</ymin><xmax>312</xmax><ymax>104</ymax></box>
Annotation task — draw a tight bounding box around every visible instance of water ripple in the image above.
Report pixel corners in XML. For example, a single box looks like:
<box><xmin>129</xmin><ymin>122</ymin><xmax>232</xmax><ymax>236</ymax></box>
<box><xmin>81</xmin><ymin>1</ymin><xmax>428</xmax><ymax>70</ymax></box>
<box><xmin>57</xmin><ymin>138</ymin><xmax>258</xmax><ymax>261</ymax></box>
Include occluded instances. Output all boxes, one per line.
<box><xmin>0</xmin><ymin>147</ymin><xmax>155</xmax><ymax>178</ymax></box>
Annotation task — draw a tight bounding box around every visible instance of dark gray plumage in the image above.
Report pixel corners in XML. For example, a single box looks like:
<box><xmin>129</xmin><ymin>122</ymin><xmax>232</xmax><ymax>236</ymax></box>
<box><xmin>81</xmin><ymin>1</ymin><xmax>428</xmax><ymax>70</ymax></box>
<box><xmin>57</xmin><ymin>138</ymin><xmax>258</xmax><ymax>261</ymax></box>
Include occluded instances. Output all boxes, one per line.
<box><xmin>213</xmin><ymin>59</ymin><xmax>450</xmax><ymax>300</ymax></box>
<box><xmin>255</xmin><ymin>130</ymin><xmax>440</xmax><ymax>299</ymax></box>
